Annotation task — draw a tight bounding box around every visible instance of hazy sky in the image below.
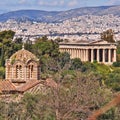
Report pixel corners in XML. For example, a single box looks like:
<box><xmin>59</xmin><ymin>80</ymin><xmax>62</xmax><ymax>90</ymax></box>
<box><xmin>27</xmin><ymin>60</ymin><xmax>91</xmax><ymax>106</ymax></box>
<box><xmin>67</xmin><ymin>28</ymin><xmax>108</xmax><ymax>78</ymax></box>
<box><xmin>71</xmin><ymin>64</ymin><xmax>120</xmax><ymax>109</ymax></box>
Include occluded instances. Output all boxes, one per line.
<box><xmin>0</xmin><ymin>0</ymin><xmax>120</xmax><ymax>13</ymax></box>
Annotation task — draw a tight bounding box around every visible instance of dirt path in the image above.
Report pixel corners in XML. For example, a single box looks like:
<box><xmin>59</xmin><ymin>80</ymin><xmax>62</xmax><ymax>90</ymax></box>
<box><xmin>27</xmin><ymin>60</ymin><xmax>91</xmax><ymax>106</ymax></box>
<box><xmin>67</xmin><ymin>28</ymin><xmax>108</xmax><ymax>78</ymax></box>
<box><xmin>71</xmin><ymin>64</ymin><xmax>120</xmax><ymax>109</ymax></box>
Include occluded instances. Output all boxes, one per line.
<box><xmin>87</xmin><ymin>94</ymin><xmax>120</xmax><ymax>120</ymax></box>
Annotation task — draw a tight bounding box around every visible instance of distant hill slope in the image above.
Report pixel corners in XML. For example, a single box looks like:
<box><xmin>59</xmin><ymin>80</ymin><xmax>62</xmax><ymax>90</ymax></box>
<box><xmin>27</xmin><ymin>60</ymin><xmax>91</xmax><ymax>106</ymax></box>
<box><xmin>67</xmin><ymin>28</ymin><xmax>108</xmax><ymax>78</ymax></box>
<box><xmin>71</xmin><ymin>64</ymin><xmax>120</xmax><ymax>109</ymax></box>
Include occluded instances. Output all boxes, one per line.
<box><xmin>0</xmin><ymin>5</ymin><xmax>120</xmax><ymax>22</ymax></box>
<box><xmin>0</xmin><ymin>10</ymin><xmax>60</xmax><ymax>22</ymax></box>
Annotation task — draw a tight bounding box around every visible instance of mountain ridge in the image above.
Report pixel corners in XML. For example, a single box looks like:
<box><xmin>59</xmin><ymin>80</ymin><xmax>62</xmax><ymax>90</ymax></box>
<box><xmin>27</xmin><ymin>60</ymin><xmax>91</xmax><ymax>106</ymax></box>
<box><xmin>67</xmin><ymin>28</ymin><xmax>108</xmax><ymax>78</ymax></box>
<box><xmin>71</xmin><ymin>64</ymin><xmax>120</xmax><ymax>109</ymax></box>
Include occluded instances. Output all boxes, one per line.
<box><xmin>0</xmin><ymin>5</ymin><xmax>120</xmax><ymax>22</ymax></box>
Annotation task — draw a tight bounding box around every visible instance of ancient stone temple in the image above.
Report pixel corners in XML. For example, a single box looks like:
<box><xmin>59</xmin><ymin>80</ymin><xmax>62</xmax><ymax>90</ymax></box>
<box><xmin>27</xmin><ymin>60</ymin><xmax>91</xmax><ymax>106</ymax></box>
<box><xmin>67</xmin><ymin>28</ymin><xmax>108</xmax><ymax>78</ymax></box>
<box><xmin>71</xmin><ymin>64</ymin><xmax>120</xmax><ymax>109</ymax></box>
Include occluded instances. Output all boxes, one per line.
<box><xmin>5</xmin><ymin>45</ymin><xmax>40</xmax><ymax>87</ymax></box>
<box><xmin>59</xmin><ymin>40</ymin><xmax>117</xmax><ymax>64</ymax></box>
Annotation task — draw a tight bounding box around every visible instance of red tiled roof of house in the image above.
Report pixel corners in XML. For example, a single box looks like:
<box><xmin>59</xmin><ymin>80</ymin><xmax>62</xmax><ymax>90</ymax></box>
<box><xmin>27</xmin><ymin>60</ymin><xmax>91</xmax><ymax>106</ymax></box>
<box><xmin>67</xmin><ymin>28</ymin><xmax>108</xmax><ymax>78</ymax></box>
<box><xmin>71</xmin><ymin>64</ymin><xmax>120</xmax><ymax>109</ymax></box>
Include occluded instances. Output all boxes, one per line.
<box><xmin>17</xmin><ymin>80</ymin><xmax>42</xmax><ymax>93</ymax></box>
<box><xmin>0</xmin><ymin>80</ymin><xmax>16</xmax><ymax>92</ymax></box>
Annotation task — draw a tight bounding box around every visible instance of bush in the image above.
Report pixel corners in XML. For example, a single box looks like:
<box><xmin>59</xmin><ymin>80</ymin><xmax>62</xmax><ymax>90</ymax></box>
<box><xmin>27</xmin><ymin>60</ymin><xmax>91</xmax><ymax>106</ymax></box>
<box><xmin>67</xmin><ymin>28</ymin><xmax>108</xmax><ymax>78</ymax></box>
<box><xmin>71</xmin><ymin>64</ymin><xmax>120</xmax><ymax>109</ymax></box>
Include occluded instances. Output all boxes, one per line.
<box><xmin>113</xmin><ymin>62</ymin><xmax>120</xmax><ymax>67</ymax></box>
<box><xmin>70</xmin><ymin>58</ymin><xmax>82</xmax><ymax>70</ymax></box>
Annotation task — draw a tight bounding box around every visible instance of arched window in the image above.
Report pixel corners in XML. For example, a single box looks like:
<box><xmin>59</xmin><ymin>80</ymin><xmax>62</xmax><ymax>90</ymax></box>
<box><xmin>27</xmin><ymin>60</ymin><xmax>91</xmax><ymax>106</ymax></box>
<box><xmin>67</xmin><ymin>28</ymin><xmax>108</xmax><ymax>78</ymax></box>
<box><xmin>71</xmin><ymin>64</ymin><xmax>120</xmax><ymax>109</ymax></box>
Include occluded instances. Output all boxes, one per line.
<box><xmin>16</xmin><ymin>65</ymin><xmax>23</xmax><ymax>79</ymax></box>
<box><xmin>31</xmin><ymin>65</ymin><xmax>33</xmax><ymax>78</ymax></box>
<box><xmin>27</xmin><ymin>64</ymin><xmax>34</xmax><ymax>79</ymax></box>
<box><xmin>16</xmin><ymin>65</ymin><xmax>19</xmax><ymax>78</ymax></box>
<box><xmin>19</xmin><ymin>65</ymin><xmax>22</xmax><ymax>78</ymax></box>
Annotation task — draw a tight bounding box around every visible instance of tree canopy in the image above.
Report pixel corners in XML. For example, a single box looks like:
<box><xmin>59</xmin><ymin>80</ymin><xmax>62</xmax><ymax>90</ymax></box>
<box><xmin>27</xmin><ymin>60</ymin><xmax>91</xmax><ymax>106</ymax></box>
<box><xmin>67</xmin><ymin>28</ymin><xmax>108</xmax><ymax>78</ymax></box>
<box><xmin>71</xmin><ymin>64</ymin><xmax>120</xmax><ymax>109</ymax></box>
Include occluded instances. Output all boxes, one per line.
<box><xmin>101</xmin><ymin>29</ymin><xmax>115</xmax><ymax>43</ymax></box>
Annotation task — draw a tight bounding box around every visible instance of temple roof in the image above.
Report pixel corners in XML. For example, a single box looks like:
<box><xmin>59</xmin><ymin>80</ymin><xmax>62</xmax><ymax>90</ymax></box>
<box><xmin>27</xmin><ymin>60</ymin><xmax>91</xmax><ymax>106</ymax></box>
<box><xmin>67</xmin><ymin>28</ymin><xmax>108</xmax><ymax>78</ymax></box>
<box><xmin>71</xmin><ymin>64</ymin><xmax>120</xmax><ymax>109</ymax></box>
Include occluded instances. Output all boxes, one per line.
<box><xmin>9</xmin><ymin>47</ymin><xmax>38</xmax><ymax>63</ymax></box>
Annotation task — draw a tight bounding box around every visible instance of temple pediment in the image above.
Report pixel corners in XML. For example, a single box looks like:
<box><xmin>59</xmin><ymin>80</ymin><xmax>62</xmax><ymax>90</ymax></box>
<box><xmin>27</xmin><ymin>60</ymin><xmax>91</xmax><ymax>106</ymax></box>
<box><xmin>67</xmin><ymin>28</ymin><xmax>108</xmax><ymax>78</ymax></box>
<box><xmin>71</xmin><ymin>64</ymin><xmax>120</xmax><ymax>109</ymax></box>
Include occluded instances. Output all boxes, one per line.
<box><xmin>89</xmin><ymin>40</ymin><xmax>110</xmax><ymax>45</ymax></box>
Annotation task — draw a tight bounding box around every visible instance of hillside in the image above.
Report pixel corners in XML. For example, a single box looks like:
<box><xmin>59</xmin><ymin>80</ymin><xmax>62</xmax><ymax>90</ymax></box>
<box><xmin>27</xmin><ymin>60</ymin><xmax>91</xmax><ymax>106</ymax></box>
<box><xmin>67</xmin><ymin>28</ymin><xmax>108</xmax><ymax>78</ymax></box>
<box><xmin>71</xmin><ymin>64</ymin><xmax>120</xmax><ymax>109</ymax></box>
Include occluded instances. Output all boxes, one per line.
<box><xmin>0</xmin><ymin>5</ymin><xmax>120</xmax><ymax>22</ymax></box>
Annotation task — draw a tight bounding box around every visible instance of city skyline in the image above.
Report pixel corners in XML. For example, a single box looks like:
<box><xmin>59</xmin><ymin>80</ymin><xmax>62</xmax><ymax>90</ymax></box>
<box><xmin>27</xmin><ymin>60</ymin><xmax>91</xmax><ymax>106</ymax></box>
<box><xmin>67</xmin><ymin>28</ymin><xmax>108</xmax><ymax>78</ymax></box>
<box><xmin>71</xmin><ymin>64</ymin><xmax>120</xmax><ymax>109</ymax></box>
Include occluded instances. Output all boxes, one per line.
<box><xmin>0</xmin><ymin>0</ymin><xmax>120</xmax><ymax>14</ymax></box>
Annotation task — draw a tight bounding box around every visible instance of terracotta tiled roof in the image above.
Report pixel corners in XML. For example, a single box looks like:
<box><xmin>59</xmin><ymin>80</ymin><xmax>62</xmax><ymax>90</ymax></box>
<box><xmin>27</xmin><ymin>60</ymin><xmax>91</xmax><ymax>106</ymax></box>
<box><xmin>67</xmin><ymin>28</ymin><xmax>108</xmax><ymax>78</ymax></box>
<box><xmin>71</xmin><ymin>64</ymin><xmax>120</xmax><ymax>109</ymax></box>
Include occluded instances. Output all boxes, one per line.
<box><xmin>0</xmin><ymin>80</ymin><xmax>16</xmax><ymax>92</ymax></box>
<box><xmin>17</xmin><ymin>80</ymin><xmax>42</xmax><ymax>92</ymax></box>
<box><xmin>0</xmin><ymin>79</ymin><xmax>58</xmax><ymax>94</ymax></box>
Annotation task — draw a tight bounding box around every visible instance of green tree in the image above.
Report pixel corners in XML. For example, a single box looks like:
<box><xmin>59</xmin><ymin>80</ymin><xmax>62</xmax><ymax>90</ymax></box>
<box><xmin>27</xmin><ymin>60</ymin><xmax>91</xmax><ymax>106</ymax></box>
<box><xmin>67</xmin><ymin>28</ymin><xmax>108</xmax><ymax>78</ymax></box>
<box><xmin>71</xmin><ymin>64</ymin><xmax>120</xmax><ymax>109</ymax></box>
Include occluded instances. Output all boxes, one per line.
<box><xmin>70</xmin><ymin>58</ymin><xmax>82</xmax><ymax>70</ymax></box>
<box><xmin>33</xmin><ymin>37</ymin><xmax>59</xmax><ymax>58</ymax></box>
<box><xmin>57</xmin><ymin>52</ymin><xmax>70</xmax><ymax>69</ymax></box>
<box><xmin>0</xmin><ymin>30</ymin><xmax>22</xmax><ymax>78</ymax></box>
<box><xmin>101</xmin><ymin>29</ymin><xmax>115</xmax><ymax>43</ymax></box>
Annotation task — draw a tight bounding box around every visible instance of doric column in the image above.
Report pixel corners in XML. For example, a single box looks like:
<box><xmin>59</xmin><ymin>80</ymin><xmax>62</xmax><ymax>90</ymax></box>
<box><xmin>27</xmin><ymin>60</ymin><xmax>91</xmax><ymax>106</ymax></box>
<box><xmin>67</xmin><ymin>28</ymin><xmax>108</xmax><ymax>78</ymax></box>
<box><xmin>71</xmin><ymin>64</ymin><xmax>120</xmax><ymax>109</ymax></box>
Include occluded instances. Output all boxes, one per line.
<box><xmin>83</xmin><ymin>49</ymin><xmax>85</xmax><ymax>61</ymax></box>
<box><xmin>77</xmin><ymin>49</ymin><xmax>79</xmax><ymax>58</ymax></box>
<box><xmin>102</xmin><ymin>49</ymin><xmax>105</xmax><ymax>63</ymax></box>
<box><xmin>84</xmin><ymin>49</ymin><xmax>86</xmax><ymax>61</ymax></box>
<box><xmin>108</xmin><ymin>49</ymin><xmax>111</xmax><ymax>63</ymax></box>
<box><xmin>73</xmin><ymin>48</ymin><xmax>75</xmax><ymax>58</ymax></box>
<box><xmin>78</xmin><ymin>49</ymin><xmax>80</xmax><ymax>58</ymax></box>
<box><xmin>113</xmin><ymin>49</ymin><xmax>116</xmax><ymax>62</ymax></box>
<box><xmin>64</xmin><ymin>48</ymin><xmax>66</xmax><ymax>52</ymax></box>
<box><xmin>69</xmin><ymin>49</ymin><xmax>71</xmax><ymax>56</ymax></box>
<box><xmin>72</xmin><ymin>48</ymin><xmax>75</xmax><ymax>58</ymax></box>
<box><xmin>70</xmin><ymin>49</ymin><xmax>72</xmax><ymax>56</ymax></box>
<box><xmin>85</xmin><ymin>49</ymin><xmax>88</xmax><ymax>61</ymax></box>
<box><xmin>97</xmin><ymin>49</ymin><xmax>99</xmax><ymax>62</ymax></box>
<box><xmin>66</xmin><ymin>48</ymin><xmax>68</xmax><ymax>53</ymax></box>
<box><xmin>71</xmin><ymin>49</ymin><xmax>72</xmax><ymax>58</ymax></box>
<box><xmin>75</xmin><ymin>49</ymin><xmax>77</xmax><ymax>58</ymax></box>
<box><xmin>91</xmin><ymin>49</ymin><xmax>94</xmax><ymax>62</ymax></box>
<box><xmin>67</xmin><ymin>48</ymin><xmax>69</xmax><ymax>54</ymax></box>
<box><xmin>76</xmin><ymin>49</ymin><xmax>78</xmax><ymax>58</ymax></box>
<box><xmin>80</xmin><ymin>49</ymin><xmax>82</xmax><ymax>61</ymax></box>
<box><xmin>65</xmin><ymin>48</ymin><xmax>67</xmax><ymax>52</ymax></box>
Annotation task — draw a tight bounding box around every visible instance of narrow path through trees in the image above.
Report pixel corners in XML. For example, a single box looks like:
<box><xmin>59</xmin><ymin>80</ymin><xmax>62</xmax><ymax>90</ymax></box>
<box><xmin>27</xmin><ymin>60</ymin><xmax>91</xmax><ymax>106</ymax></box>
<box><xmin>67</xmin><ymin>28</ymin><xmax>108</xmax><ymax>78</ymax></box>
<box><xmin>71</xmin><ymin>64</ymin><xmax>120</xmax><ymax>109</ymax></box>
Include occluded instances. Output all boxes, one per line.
<box><xmin>87</xmin><ymin>94</ymin><xmax>120</xmax><ymax>120</ymax></box>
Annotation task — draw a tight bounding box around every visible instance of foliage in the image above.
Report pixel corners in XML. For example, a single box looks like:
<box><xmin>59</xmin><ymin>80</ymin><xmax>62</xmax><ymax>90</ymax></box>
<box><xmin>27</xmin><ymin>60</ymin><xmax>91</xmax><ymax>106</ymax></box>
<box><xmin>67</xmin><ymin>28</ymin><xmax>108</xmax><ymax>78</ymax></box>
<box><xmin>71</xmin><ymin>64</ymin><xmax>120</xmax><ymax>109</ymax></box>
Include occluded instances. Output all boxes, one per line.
<box><xmin>33</xmin><ymin>37</ymin><xmax>59</xmax><ymax>58</ymax></box>
<box><xmin>70</xmin><ymin>58</ymin><xmax>82</xmax><ymax>70</ymax></box>
<box><xmin>98</xmin><ymin>107</ymin><xmax>119</xmax><ymax>120</ymax></box>
<box><xmin>113</xmin><ymin>61</ymin><xmax>120</xmax><ymax>67</ymax></box>
<box><xmin>116</xmin><ymin>41</ymin><xmax>120</xmax><ymax>54</ymax></box>
<box><xmin>116</xmin><ymin>54</ymin><xmax>120</xmax><ymax>62</ymax></box>
<box><xmin>57</xmin><ymin>52</ymin><xmax>70</xmax><ymax>69</ymax></box>
<box><xmin>0</xmin><ymin>30</ymin><xmax>22</xmax><ymax>67</ymax></box>
<box><xmin>105</xmin><ymin>69</ymin><xmax>120</xmax><ymax>91</ymax></box>
<box><xmin>100</xmin><ymin>29</ymin><xmax>115</xmax><ymax>43</ymax></box>
<box><xmin>41</xmin><ymin>55</ymin><xmax>58</xmax><ymax>73</ymax></box>
<box><xmin>0</xmin><ymin>30</ymin><xmax>15</xmax><ymax>40</ymax></box>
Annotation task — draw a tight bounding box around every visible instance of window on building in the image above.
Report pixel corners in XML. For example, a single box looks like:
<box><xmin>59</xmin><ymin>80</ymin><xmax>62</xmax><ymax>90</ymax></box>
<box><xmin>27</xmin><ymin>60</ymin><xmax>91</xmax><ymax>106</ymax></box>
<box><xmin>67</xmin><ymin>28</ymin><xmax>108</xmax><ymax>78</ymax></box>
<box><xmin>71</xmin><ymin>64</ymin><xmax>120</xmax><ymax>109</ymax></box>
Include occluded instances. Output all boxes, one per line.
<box><xmin>27</xmin><ymin>64</ymin><xmax>34</xmax><ymax>79</ymax></box>
<box><xmin>16</xmin><ymin>65</ymin><xmax>22</xmax><ymax>79</ymax></box>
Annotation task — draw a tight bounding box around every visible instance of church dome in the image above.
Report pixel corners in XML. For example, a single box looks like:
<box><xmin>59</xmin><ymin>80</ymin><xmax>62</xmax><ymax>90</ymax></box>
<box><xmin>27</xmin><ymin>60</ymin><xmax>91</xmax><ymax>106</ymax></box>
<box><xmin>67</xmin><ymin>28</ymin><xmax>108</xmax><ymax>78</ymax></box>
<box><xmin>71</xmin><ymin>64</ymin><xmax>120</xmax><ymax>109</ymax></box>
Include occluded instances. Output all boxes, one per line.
<box><xmin>10</xmin><ymin>46</ymin><xmax>38</xmax><ymax>64</ymax></box>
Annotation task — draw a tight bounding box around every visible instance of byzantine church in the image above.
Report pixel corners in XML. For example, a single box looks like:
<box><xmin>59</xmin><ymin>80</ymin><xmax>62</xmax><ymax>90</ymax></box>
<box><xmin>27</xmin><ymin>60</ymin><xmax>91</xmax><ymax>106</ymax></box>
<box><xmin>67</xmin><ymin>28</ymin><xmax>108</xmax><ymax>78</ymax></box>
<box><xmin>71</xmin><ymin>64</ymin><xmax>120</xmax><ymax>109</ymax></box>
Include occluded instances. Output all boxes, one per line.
<box><xmin>0</xmin><ymin>45</ymin><xmax>52</xmax><ymax>95</ymax></box>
